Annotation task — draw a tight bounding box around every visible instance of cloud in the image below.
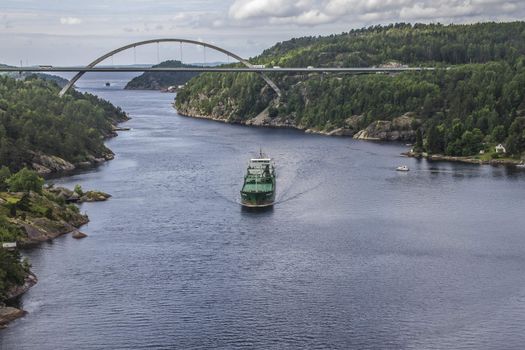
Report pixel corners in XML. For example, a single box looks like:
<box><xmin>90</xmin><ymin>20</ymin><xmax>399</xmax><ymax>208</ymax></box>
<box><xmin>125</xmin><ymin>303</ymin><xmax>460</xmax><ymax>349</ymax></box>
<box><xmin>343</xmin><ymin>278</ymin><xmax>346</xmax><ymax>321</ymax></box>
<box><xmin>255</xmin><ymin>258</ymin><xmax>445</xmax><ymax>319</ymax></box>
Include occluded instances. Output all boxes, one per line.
<box><xmin>60</xmin><ymin>17</ymin><xmax>82</xmax><ymax>25</ymax></box>
<box><xmin>229</xmin><ymin>0</ymin><xmax>315</xmax><ymax>21</ymax></box>
<box><xmin>228</xmin><ymin>0</ymin><xmax>525</xmax><ymax>26</ymax></box>
<box><xmin>268</xmin><ymin>9</ymin><xmax>333</xmax><ymax>25</ymax></box>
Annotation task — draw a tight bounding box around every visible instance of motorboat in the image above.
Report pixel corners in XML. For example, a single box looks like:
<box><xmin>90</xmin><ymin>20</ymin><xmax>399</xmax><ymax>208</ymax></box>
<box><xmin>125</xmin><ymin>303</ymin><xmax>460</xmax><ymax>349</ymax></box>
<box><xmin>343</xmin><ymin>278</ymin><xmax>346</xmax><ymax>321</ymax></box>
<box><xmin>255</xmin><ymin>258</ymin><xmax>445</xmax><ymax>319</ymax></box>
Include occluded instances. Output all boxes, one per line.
<box><xmin>396</xmin><ymin>165</ymin><xmax>410</xmax><ymax>172</ymax></box>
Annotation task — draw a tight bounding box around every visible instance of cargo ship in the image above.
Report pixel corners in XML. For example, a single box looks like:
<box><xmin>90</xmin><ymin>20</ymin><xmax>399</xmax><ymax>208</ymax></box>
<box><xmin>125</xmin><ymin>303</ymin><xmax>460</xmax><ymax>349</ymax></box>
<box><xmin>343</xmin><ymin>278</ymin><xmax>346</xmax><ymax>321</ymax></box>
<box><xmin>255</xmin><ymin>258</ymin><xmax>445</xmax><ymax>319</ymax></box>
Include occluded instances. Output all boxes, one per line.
<box><xmin>240</xmin><ymin>151</ymin><xmax>275</xmax><ymax>208</ymax></box>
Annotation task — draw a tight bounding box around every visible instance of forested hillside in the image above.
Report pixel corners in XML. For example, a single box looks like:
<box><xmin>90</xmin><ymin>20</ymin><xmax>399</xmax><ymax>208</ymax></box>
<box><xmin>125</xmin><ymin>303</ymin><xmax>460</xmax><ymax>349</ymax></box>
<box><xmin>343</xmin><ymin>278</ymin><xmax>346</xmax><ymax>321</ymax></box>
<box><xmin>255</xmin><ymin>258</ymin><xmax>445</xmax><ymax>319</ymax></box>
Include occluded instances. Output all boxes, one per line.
<box><xmin>0</xmin><ymin>75</ymin><xmax>128</xmax><ymax>173</ymax></box>
<box><xmin>0</xmin><ymin>75</ymin><xmax>129</xmax><ymax>315</ymax></box>
<box><xmin>176</xmin><ymin>22</ymin><xmax>525</xmax><ymax>158</ymax></box>
<box><xmin>125</xmin><ymin>60</ymin><xmax>199</xmax><ymax>90</ymax></box>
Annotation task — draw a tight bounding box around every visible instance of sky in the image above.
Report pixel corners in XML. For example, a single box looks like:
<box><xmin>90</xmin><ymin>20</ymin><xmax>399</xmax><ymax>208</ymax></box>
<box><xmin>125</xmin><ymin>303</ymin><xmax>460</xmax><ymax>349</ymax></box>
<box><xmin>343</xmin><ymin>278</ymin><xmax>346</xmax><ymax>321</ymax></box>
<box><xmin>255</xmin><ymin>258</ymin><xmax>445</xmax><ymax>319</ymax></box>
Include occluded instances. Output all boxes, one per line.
<box><xmin>0</xmin><ymin>0</ymin><xmax>523</xmax><ymax>66</ymax></box>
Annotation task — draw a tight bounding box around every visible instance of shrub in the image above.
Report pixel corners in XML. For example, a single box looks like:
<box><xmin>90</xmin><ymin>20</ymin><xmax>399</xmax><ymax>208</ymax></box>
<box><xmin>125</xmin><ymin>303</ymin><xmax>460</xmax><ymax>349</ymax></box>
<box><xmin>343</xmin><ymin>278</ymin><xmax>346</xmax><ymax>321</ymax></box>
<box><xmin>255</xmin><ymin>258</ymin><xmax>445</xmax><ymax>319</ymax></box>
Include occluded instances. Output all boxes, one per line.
<box><xmin>74</xmin><ymin>184</ymin><xmax>84</xmax><ymax>196</ymax></box>
<box><xmin>6</xmin><ymin>168</ymin><xmax>44</xmax><ymax>194</ymax></box>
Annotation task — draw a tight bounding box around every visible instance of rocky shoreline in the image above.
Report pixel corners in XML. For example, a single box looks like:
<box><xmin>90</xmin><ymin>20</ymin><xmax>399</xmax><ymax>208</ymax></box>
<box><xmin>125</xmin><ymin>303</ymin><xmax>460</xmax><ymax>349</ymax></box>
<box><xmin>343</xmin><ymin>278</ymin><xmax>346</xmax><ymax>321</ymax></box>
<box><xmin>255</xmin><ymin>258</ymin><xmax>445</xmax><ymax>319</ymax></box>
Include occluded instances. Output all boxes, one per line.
<box><xmin>0</xmin><ymin>272</ymin><xmax>39</xmax><ymax>328</ymax></box>
<box><xmin>176</xmin><ymin>106</ymin><xmax>525</xmax><ymax>167</ymax></box>
<box><xmin>0</xmin><ymin>117</ymin><xmax>130</xmax><ymax>327</ymax></box>
<box><xmin>405</xmin><ymin>151</ymin><xmax>523</xmax><ymax>166</ymax></box>
<box><xmin>30</xmin><ymin>123</ymin><xmax>130</xmax><ymax>177</ymax></box>
<box><xmin>0</xmin><ymin>186</ymin><xmax>111</xmax><ymax>327</ymax></box>
<box><xmin>176</xmin><ymin>103</ymin><xmax>419</xmax><ymax>142</ymax></box>
<box><xmin>1</xmin><ymin>274</ymin><xmax>38</xmax><ymax>328</ymax></box>
<box><xmin>178</xmin><ymin>99</ymin><xmax>427</xmax><ymax>139</ymax></box>
<box><xmin>31</xmin><ymin>151</ymin><xmax>116</xmax><ymax>177</ymax></box>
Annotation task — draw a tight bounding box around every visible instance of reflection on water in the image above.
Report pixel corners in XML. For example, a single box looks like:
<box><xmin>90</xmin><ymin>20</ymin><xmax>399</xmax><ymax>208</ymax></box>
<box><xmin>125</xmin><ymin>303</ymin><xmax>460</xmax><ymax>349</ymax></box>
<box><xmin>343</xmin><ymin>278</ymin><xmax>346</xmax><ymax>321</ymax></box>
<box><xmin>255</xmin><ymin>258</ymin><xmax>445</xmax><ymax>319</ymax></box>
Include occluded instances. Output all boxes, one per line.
<box><xmin>1</xmin><ymin>80</ymin><xmax>525</xmax><ymax>350</ymax></box>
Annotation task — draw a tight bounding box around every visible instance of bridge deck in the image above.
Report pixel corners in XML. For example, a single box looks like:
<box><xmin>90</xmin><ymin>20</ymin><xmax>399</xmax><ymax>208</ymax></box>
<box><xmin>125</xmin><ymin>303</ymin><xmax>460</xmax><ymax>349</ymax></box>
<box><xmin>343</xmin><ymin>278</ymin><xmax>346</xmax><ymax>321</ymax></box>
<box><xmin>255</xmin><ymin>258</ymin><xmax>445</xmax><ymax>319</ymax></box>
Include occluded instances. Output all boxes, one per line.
<box><xmin>0</xmin><ymin>67</ymin><xmax>437</xmax><ymax>73</ymax></box>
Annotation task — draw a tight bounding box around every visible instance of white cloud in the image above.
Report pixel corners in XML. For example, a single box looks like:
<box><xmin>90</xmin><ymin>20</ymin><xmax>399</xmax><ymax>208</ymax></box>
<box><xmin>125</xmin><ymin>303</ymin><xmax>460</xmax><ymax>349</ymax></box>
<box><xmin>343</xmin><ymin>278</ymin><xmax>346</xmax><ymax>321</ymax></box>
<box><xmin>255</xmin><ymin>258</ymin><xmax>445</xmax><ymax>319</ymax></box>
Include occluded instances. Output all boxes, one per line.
<box><xmin>229</xmin><ymin>0</ymin><xmax>315</xmax><ymax>20</ymax></box>
<box><xmin>228</xmin><ymin>0</ymin><xmax>525</xmax><ymax>26</ymax></box>
<box><xmin>60</xmin><ymin>17</ymin><xmax>82</xmax><ymax>25</ymax></box>
<box><xmin>268</xmin><ymin>9</ymin><xmax>334</xmax><ymax>25</ymax></box>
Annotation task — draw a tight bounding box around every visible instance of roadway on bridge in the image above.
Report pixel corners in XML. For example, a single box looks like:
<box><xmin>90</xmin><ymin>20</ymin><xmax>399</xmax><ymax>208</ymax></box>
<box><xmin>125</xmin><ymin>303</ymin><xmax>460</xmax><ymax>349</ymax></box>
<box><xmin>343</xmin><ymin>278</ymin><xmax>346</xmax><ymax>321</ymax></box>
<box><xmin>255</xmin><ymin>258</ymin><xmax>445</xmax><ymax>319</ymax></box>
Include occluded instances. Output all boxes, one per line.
<box><xmin>0</xmin><ymin>66</ymin><xmax>436</xmax><ymax>73</ymax></box>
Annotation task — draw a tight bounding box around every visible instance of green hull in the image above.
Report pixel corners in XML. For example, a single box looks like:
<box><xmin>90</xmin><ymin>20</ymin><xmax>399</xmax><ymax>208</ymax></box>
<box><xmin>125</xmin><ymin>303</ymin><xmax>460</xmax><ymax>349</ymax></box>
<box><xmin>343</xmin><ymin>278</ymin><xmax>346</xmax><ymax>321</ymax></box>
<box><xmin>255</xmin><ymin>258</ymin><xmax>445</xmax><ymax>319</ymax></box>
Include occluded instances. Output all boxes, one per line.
<box><xmin>240</xmin><ymin>154</ymin><xmax>276</xmax><ymax>208</ymax></box>
<box><xmin>240</xmin><ymin>180</ymin><xmax>275</xmax><ymax>208</ymax></box>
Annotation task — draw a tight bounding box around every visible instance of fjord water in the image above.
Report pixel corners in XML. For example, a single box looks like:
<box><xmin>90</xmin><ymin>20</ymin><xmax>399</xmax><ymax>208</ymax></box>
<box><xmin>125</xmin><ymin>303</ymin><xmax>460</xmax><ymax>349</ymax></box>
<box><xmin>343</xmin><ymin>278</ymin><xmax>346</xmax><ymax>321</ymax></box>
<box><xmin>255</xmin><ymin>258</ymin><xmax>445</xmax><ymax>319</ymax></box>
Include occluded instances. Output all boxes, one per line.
<box><xmin>2</xmin><ymin>80</ymin><xmax>525</xmax><ymax>350</ymax></box>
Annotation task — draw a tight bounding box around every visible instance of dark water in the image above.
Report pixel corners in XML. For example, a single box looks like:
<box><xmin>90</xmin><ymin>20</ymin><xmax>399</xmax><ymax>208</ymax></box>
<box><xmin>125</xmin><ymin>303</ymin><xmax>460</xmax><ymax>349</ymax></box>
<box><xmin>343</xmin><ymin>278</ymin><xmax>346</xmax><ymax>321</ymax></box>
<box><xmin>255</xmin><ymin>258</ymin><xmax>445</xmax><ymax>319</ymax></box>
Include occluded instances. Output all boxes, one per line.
<box><xmin>2</xmin><ymin>80</ymin><xmax>525</xmax><ymax>349</ymax></box>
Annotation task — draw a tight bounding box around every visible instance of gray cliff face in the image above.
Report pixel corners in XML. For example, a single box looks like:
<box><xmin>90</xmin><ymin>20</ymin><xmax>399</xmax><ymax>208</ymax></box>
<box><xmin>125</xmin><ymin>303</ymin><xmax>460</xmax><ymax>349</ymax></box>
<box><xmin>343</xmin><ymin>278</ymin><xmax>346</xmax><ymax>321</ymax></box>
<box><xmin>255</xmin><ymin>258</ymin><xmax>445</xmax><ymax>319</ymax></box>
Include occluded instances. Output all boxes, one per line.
<box><xmin>30</xmin><ymin>150</ymin><xmax>115</xmax><ymax>176</ymax></box>
<box><xmin>353</xmin><ymin>114</ymin><xmax>419</xmax><ymax>141</ymax></box>
<box><xmin>176</xmin><ymin>94</ymin><xmax>241</xmax><ymax>123</ymax></box>
<box><xmin>31</xmin><ymin>153</ymin><xmax>75</xmax><ymax>175</ymax></box>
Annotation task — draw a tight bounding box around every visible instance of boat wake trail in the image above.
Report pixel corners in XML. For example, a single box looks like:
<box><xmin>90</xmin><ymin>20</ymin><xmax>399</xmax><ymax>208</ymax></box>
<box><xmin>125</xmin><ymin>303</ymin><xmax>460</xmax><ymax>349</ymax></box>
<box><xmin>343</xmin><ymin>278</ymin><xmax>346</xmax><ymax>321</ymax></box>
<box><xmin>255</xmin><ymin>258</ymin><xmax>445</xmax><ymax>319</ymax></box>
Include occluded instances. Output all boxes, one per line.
<box><xmin>275</xmin><ymin>180</ymin><xmax>323</xmax><ymax>205</ymax></box>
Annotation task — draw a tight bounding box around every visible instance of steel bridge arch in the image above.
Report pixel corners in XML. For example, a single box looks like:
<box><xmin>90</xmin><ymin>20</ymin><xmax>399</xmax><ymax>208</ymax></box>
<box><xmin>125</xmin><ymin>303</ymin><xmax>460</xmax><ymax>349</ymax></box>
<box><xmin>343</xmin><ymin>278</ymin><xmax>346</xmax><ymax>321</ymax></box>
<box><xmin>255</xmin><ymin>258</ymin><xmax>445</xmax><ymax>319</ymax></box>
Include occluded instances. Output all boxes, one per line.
<box><xmin>59</xmin><ymin>38</ymin><xmax>281</xmax><ymax>97</ymax></box>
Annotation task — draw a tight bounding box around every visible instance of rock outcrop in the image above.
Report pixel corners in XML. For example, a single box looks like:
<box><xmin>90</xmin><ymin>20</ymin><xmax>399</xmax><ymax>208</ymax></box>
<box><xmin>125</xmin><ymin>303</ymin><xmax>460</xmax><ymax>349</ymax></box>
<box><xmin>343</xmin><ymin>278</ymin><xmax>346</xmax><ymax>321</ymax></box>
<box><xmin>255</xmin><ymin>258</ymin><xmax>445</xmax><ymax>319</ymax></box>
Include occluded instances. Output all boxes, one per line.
<box><xmin>30</xmin><ymin>151</ymin><xmax>115</xmax><ymax>177</ymax></box>
<box><xmin>0</xmin><ymin>273</ymin><xmax>38</xmax><ymax>328</ymax></box>
<box><xmin>72</xmin><ymin>231</ymin><xmax>88</xmax><ymax>239</ymax></box>
<box><xmin>21</xmin><ymin>217</ymin><xmax>87</xmax><ymax>243</ymax></box>
<box><xmin>31</xmin><ymin>153</ymin><xmax>75</xmax><ymax>175</ymax></box>
<box><xmin>244</xmin><ymin>106</ymin><xmax>296</xmax><ymax>128</ymax></box>
<box><xmin>353</xmin><ymin>113</ymin><xmax>419</xmax><ymax>141</ymax></box>
<box><xmin>47</xmin><ymin>187</ymin><xmax>111</xmax><ymax>203</ymax></box>
<box><xmin>6</xmin><ymin>273</ymin><xmax>38</xmax><ymax>301</ymax></box>
<box><xmin>0</xmin><ymin>307</ymin><xmax>26</xmax><ymax>328</ymax></box>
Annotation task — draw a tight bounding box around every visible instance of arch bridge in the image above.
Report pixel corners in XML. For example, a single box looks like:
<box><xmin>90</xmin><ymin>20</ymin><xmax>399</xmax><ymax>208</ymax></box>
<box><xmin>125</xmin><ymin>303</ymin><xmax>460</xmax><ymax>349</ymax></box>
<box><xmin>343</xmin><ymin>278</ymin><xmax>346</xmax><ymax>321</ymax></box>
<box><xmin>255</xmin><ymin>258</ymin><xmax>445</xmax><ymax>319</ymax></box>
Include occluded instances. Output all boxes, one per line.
<box><xmin>58</xmin><ymin>38</ymin><xmax>282</xmax><ymax>97</ymax></box>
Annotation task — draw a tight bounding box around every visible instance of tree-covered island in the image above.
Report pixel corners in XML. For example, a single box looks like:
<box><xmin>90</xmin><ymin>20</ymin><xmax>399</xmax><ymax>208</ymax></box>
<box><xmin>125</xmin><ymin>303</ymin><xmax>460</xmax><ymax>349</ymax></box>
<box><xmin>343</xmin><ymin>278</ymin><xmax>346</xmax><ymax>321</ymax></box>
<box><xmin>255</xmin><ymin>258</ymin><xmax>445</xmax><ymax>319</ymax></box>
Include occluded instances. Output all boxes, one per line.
<box><xmin>124</xmin><ymin>60</ymin><xmax>200</xmax><ymax>91</ymax></box>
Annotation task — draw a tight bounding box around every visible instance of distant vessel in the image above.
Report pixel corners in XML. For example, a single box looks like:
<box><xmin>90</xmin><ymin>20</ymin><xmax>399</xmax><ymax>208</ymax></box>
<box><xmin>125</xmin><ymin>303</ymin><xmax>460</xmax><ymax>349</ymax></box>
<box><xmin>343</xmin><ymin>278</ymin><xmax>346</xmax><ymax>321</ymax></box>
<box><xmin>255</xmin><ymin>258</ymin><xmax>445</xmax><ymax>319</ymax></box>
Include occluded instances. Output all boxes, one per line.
<box><xmin>517</xmin><ymin>162</ymin><xmax>525</xmax><ymax>169</ymax></box>
<box><xmin>240</xmin><ymin>151</ymin><xmax>276</xmax><ymax>208</ymax></box>
<box><xmin>105</xmin><ymin>82</ymin><xmax>110</xmax><ymax>87</ymax></box>
<box><xmin>396</xmin><ymin>165</ymin><xmax>410</xmax><ymax>171</ymax></box>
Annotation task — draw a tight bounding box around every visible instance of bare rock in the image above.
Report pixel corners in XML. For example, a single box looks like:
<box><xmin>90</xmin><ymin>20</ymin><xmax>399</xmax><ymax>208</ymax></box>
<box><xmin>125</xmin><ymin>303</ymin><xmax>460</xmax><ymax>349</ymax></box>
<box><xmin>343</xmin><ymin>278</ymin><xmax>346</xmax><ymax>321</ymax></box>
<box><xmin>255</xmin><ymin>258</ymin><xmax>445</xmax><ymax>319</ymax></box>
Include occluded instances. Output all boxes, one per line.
<box><xmin>353</xmin><ymin>129</ymin><xmax>382</xmax><ymax>140</ymax></box>
<box><xmin>326</xmin><ymin>127</ymin><xmax>356</xmax><ymax>137</ymax></box>
<box><xmin>7</xmin><ymin>273</ymin><xmax>38</xmax><ymax>300</ymax></box>
<box><xmin>0</xmin><ymin>307</ymin><xmax>26</xmax><ymax>328</ymax></box>
<box><xmin>344</xmin><ymin>115</ymin><xmax>365</xmax><ymax>130</ymax></box>
<box><xmin>353</xmin><ymin>113</ymin><xmax>419</xmax><ymax>141</ymax></box>
<box><xmin>72</xmin><ymin>231</ymin><xmax>88</xmax><ymax>239</ymax></box>
<box><xmin>31</xmin><ymin>153</ymin><xmax>75</xmax><ymax>175</ymax></box>
<box><xmin>79</xmin><ymin>191</ymin><xmax>111</xmax><ymax>202</ymax></box>
<box><xmin>21</xmin><ymin>217</ymin><xmax>84</xmax><ymax>243</ymax></box>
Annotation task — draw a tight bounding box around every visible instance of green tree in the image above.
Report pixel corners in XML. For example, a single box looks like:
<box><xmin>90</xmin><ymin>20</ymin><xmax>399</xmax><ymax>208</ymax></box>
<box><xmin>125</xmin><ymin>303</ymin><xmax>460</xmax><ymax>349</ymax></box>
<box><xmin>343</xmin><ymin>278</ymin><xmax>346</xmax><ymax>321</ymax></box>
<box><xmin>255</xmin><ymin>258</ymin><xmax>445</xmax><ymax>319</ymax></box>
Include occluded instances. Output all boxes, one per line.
<box><xmin>74</xmin><ymin>184</ymin><xmax>84</xmax><ymax>196</ymax></box>
<box><xmin>491</xmin><ymin>125</ymin><xmax>506</xmax><ymax>143</ymax></box>
<box><xmin>460</xmin><ymin>128</ymin><xmax>484</xmax><ymax>156</ymax></box>
<box><xmin>6</xmin><ymin>168</ymin><xmax>44</xmax><ymax>194</ymax></box>
<box><xmin>414</xmin><ymin>128</ymin><xmax>423</xmax><ymax>152</ymax></box>
<box><xmin>505</xmin><ymin>134</ymin><xmax>520</xmax><ymax>155</ymax></box>
<box><xmin>0</xmin><ymin>249</ymin><xmax>28</xmax><ymax>301</ymax></box>
<box><xmin>15</xmin><ymin>193</ymin><xmax>31</xmax><ymax>212</ymax></box>
<box><xmin>426</xmin><ymin>124</ymin><xmax>445</xmax><ymax>154</ymax></box>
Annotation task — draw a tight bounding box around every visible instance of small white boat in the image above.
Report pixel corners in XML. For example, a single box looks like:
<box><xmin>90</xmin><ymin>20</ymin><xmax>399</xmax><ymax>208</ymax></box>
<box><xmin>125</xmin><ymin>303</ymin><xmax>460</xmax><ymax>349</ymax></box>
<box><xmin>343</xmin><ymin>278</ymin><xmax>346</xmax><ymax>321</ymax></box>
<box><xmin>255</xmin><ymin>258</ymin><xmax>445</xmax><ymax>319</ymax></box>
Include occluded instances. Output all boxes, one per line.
<box><xmin>517</xmin><ymin>162</ymin><xmax>525</xmax><ymax>169</ymax></box>
<box><xmin>396</xmin><ymin>165</ymin><xmax>410</xmax><ymax>172</ymax></box>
